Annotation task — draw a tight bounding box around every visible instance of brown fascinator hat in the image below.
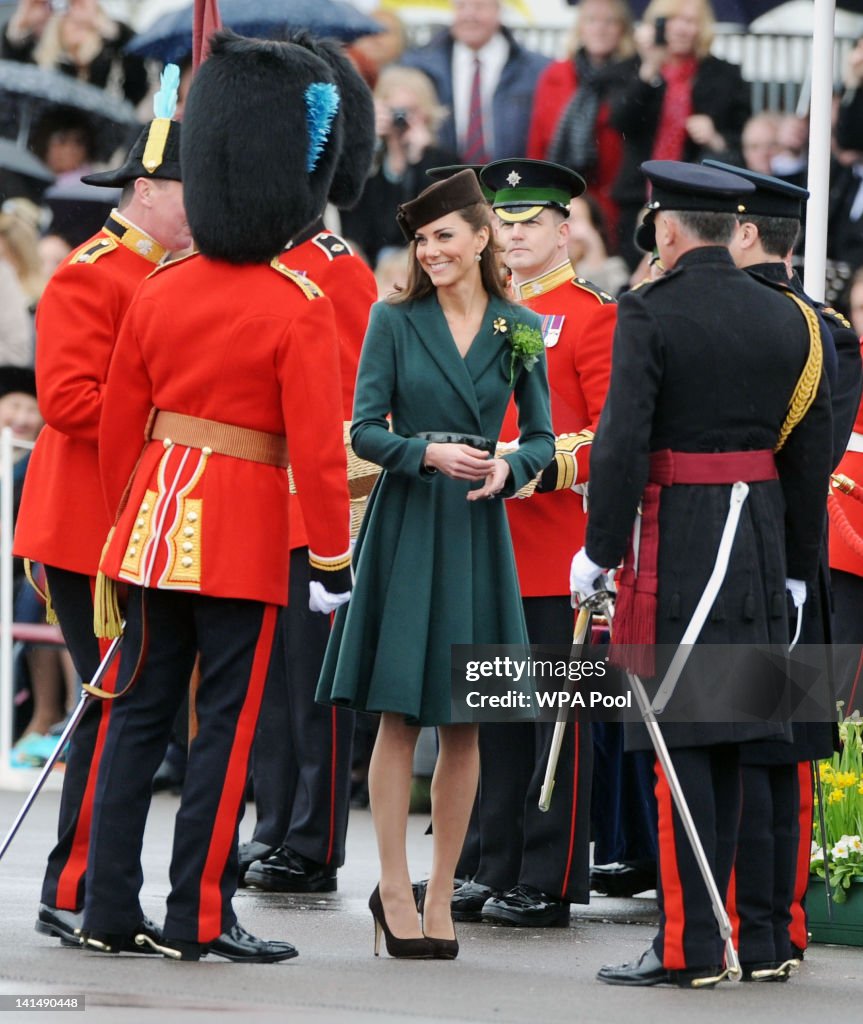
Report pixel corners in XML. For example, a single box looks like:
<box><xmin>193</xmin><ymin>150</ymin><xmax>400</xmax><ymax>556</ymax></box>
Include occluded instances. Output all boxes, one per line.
<box><xmin>396</xmin><ymin>168</ymin><xmax>485</xmax><ymax>241</ymax></box>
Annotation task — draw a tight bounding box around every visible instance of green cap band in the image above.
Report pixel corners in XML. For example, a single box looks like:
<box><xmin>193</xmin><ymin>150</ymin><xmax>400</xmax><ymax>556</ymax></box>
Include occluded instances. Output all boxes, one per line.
<box><xmin>492</xmin><ymin>186</ymin><xmax>571</xmax><ymax>209</ymax></box>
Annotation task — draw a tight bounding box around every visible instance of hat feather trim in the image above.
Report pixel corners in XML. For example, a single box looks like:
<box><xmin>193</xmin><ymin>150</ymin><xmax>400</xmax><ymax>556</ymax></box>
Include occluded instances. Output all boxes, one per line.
<box><xmin>153</xmin><ymin>64</ymin><xmax>180</xmax><ymax>120</ymax></box>
<box><xmin>304</xmin><ymin>83</ymin><xmax>340</xmax><ymax>173</ymax></box>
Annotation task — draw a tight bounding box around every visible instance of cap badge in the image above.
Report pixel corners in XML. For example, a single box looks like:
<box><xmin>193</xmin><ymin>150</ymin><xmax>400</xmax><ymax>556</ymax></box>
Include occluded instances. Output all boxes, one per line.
<box><xmin>506</xmin><ymin>170</ymin><xmax>522</xmax><ymax>187</ymax></box>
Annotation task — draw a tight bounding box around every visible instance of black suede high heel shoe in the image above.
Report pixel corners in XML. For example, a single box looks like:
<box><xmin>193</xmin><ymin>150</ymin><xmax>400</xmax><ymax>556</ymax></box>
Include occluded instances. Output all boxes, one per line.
<box><xmin>368</xmin><ymin>885</ymin><xmax>435</xmax><ymax>959</ymax></box>
<box><xmin>418</xmin><ymin>890</ymin><xmax>459</xmax><ymax>960</ymax></box>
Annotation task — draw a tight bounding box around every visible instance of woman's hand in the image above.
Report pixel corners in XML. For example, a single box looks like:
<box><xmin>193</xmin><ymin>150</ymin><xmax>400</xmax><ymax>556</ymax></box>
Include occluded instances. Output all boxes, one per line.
<box><xmin>466</xmin><ymin>458</ymin><xmax>512</xmax><ymax>501</ymax></box>
<box><xmin>9</xmin><ymin>0</ymin><xmax>52</xmax><ymax>40</ymax></box>
<box><xmin>686</xmin><ymin>114</ymin><xmax>724</xmax><ymax>151</ymax></box>
<box><xmin>635</xmin><ymin>22</ymin><xmax>666</xmax><ymax>83</ymax></box>
<box><xmin>423</xmin><ymin>442</ymin><xmax>494</xmax><ymax>481</ymax></box>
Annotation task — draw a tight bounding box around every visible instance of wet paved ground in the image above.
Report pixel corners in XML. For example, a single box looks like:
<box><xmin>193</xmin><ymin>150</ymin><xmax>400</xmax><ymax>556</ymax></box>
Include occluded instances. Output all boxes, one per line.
<box><xmin>0</xmin><ymin>788</ymin><xmax>860</xmax><ymax>1023</ymax></box>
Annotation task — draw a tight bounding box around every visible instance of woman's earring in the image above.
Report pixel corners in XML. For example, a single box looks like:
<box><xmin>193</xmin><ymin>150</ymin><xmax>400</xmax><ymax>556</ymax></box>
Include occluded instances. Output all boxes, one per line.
<box><xmin>475</xmin><ymin>253</ymin><xmax>482</xmax><ymax>262</ymax></box>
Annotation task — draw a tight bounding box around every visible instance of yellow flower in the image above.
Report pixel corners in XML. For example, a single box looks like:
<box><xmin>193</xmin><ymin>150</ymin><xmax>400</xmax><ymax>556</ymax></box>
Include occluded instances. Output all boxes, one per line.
<box><xmin>828</xmin><ymin>789</ymin><xmax>846</xmax><ymax>804</ymax></box>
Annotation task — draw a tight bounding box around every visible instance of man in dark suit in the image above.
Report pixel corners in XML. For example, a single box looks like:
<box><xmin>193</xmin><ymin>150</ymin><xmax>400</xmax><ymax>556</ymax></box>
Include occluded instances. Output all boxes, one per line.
<box><xmin>400</xmin><ymin>0</ymin><xmax>549</xmax><ymax>164</ymax></box>
<box><xmin>571</xmin><ymin>161</ymin><xmax>833</xmax><ymax>988</ymax></box>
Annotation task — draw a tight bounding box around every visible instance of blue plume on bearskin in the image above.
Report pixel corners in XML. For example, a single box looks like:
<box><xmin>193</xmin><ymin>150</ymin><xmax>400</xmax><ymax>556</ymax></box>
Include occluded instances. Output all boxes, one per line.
<box><xmin>304</xmin><ymin>82</ymin><xmax>340</xmax><ymax>173</ymax></box>
<box><xmin>290</xmin><ymin>33</ymin><xmax>375</xmax><ymax>210</ymax></box>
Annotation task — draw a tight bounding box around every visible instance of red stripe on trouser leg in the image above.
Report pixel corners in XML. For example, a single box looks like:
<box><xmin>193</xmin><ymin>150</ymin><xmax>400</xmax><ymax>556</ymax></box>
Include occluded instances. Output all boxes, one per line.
<box><xmin>55</xmin><ymin>592</ymin><xmax>120</xmax><ymax>910</ymax></box>
<box><xmin>326</xmin><ymin>706</ymin><xmax>337</xmax><ymax>865</ymax></box>
<box><xmin>789</xmin><ymin>761</ymin><xmax>813</xmax><ymax>951</ymax></box>
<box><xmin>197</xmin><ymin>604</ymin><xmax>277</xmax><ymax>941</ymax></box>
<box><xmin>655</xmin><ymin>758</ymin><xmax>687</xmax><ymax>969</ymax></box>
<box><xmin>560</xmin><ymin>722</ymin><xmax>579</xmax><ymax>892</ymax></box>
<box><xmin>726</xmin><ymin>865</ymin><xmax>740</xmax><ymax>947</ymax></box>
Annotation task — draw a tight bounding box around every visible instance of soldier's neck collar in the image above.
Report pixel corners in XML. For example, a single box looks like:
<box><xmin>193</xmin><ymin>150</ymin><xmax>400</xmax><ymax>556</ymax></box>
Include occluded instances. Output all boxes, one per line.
<box><xmin>104</xmin><ymin>211</ymin><xmax>167</xmax><ymax>265</ymax></box>
<box><xmin>285</xmin><ymin>217</ymin><xmax>327</xmax><ymax>251</ymax></box>
<box><xmin>511</xmin><ymin>260</ymin><xmax>574</xmax><ymax>300</ymax></box>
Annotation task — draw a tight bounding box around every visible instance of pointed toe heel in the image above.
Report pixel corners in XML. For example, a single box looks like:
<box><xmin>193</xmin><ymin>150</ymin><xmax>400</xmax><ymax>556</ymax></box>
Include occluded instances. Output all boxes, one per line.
<box><xmin>368</xmin><ymin>885</ymin><xmax>435</xmax><ymax>959</ymax></box>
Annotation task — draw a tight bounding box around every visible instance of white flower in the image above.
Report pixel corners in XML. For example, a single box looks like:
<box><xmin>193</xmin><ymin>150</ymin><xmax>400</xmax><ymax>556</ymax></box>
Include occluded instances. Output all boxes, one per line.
<box><xmin>832</xmin><ymin>841</ymin><xmax>850</xmax><ymax>860</ymax></box>
<box><xmin>847</xmin><ymin>835</ymin><xmax>863</xmax><ymax>854</ymax></box>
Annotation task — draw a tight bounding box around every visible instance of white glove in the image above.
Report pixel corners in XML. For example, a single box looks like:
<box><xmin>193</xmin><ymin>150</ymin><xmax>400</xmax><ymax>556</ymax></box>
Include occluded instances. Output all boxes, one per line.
<box><xmin>309</xmin><ymin>580</ymin><xmax>351</xmax><ymax>615</ymax></box>
<box><xmin>786</xmin><ymin>578</ymin><xmax>807</xmax><ymax>609</ymax></box>
<box><xmin>569</xmin><ymin>547</ymin><xmax>604</xmax><ymax>607</ymax></box>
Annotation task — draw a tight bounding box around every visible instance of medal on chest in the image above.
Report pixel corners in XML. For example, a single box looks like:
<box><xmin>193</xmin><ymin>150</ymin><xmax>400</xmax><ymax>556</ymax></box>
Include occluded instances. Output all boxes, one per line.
<box><xmin>540</xmin><ymin>314</ymin><xmax>566</xmax><ymax>349</ymax></box>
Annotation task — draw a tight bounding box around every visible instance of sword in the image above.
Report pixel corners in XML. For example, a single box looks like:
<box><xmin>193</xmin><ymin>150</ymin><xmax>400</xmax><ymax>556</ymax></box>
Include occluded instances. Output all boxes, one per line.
<box><xmin>0</xmin><ymin>634</ymin><xmax>123</xmax><ymax>865</ymax></box>
<box><xmin>813</xmin><ymin>759</ymin><xmax>833</xmax><ymax>921</ymax></box>
<box><xmin>597</xmin><ymin>591</ymin><xmax>742</xmax><ymax>984</ymax></box>
<box><xmin>652</xmin><ymin>481</ymin><xmax>750</xmax><ymax>713</ymax></box>
<box><xmin>538</xmin><ymin>605</ymin><xmax>592</xmax><ymax>812</ymax></box>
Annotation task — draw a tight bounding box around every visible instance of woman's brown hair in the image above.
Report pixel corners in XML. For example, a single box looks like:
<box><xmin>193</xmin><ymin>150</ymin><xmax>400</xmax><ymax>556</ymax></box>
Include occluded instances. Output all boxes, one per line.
<box><xmin>388</xmin><ymin>202</ymin><xmax>508</xmax><ymax>305</ymax></box>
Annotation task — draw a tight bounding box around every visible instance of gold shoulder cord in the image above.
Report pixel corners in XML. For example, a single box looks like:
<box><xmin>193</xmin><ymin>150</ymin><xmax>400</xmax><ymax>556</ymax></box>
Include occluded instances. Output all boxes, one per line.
<box><xmin>774</xmin><ymin>293</ymin><xmax>823</xmax><ymax>453</ymax></box>
<box><xmin>23</xmin><ymin>559</ymin><xmax>58</xmax><ymax>625</ymax></box>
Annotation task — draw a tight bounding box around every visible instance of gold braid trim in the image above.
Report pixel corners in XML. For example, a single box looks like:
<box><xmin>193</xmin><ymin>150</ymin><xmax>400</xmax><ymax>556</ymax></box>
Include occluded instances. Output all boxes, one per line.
<box><xmin>23</xmin><ymin>559</ymin><xmax>58</xmax><ymax>625</ymax></box>
<box><xmin>774</xmin><ymin>293</ymin><xmax>823</xmax><ymax>453</ymax></box>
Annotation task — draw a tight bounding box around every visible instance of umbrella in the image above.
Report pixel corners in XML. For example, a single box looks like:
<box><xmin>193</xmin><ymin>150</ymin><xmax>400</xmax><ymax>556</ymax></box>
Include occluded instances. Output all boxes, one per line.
<box><xmin>128</xmin><ymin>0</ymin><xmax>383</xmax><ymax>65</ymax></box>
<box><xmin>0</xmin><ymin>139</ymin><xmax>54</xmax><ymax>185</ymax></box>
<box><xmin>0</xmin><ymin>61</ymin><xmax>140</xmax><ymax>162</ymax></box>
<box><xmin>0</xmin><ymin>138</ymin><xmax>55</xmax><ymax>203</ymax></box>
<box><xmin>43</xmin><ymin>177</ymin><xmax>120</xmax><ymax>248</ymax></box>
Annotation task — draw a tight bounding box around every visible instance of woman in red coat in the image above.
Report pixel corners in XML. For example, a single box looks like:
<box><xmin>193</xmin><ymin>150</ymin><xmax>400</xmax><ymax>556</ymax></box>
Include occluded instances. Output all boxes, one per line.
<box><xmin>527</xmin><ymin>0</ymin><xmax>635</xmax><ymax>246</ymax></box>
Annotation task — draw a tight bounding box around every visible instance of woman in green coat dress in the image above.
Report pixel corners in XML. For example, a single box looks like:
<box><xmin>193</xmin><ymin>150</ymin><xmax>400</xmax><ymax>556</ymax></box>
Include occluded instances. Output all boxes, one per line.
<box><xmin>317</xmin><ymin>170</ymin><xmax>554</xmax><ymax>959</ymax></box>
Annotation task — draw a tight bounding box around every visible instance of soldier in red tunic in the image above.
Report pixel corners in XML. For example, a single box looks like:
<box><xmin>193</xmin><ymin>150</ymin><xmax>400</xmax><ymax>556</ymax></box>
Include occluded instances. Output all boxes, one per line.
<box><xmin>241</xmin><ymin>38</ymin><xmax>379</xmax><ymax>893</ymax></box>
<box><xmin>13</xmin><ymin>88</ymin><xmax>189</xmax><ymax>949</ymax></box>
<box><xmin>443</xmin><ymin>159</ymin><xmax>615</xmax><ymax>926</ymax></box>
<box><xmin>79</xmin><ymin>31</ymin><xmax>357</xmax><ymax>963</ymax></box>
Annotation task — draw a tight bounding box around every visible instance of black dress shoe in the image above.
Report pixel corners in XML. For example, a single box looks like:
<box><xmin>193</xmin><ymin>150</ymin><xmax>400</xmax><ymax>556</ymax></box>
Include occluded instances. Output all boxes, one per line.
<box><xmin>82</xmin><ymin>916</ymin><xmax>164</xmax><ymax>955</ymax></box>
<box><xmin>35</xmin><ymin>904</ymin><xmax>83</xmax><ymax>947</ymax></box>
<box><xmin>451</xmin><ymin>881</ymin><xmax>502</xmax><ymax>922</ymax></box>
<box><xmin>590</xmin><ymin>862</ymin><xmax>657</xmax><ymax>898</ymax></box>
<box><xmin>237</xmin><ymin>840</ymin><xmax>276</xmax><ymax>888</ymax></box>
<box><xmin>598</xmin><ymin>947</ymin><xmax>725</xmax><ymax>988</ymax></box>
<box><xmin>244</xmin><ymin>846</ymin><xmax>337</xmax><ymax>893</ymax></box>
<box><xmin>151</xmin><ymin>757</ymin><xmax>185</xmax><ymax>795</ymax></box>
<box><xmin>208</xmin><ymin>923</ymin><xmax>299</xmax><ymax>963</ymax></box>
<box><xmin>481</xmin><ymin>884</ymin><xmax>570</xmax><ymax>928</ymax></box>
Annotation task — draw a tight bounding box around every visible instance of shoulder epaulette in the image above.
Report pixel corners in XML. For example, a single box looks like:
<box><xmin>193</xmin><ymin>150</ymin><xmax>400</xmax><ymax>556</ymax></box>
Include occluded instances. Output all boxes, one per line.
<box><xmin>70</xmin><ymin>235</ymin><xmax>118</xmax><ymax>265</ymax></box>
<box><xmin>269</xmin><ymin>258</ymin><xmax>325</xmax><ymax>300</ymax></box>
<box><xmin>312</xmin><ymin>231</ymin><xmax>353</xmax><ymax>261</ymax></box>
<box><xmin>146</xmin><ymin>251</ymin><xmax>199</xmax><ymax>279</ymax></box>
<box><xmin>571</xmin><ymin>277</ymin><xmax>616</xmax><ymax>304</ymax></box>
<box><xmin>820</xmin><ymin>305</ymin><xmax>853</xmax><ymax>330</ymax></box>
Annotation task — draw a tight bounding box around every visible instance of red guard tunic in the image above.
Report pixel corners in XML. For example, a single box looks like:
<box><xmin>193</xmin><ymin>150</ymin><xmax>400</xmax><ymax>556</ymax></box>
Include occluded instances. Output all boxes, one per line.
<box><xmin>500</xmin><ymin>263</ymin><xmax>616</xmax><ymax>596</ymax></box>
<box><xmin>14</xmin><ymin>213</ymin><xmax>168</xmax><ymax>573</ymax></box>
<box><xmin>279</xmin><ymin>227</ymin><xmax>377</xmax><ymax>550</ymax></box>
<box><xmin>98</xmin><ymin>254</ymin><xmax>351</xmax><ymax>605</ymax></box>
<box><xmin>829</xmin><ymin>384</ymin><xmax>863</xmax><ymax>577</ymax></box>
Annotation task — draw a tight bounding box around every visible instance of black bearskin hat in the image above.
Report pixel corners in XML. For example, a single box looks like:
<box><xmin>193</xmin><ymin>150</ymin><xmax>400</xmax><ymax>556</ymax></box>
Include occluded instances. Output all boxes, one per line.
<box><xmin>290</xmin><ymin>34</ymin><xmax>375</xmax><ymax>210</ymax></box>
<box><xmin>181</xmin><ymin>30</ymin><xmax>344</xmax><ymax>264</ymax></box>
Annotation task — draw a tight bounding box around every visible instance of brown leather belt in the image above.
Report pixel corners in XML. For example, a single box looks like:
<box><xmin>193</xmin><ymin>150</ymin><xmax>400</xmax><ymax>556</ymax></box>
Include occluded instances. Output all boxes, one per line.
<box><xmin>149</xmin><ymin>410</ymin><xmax>289</xmax><ymax>468</ymax></box>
